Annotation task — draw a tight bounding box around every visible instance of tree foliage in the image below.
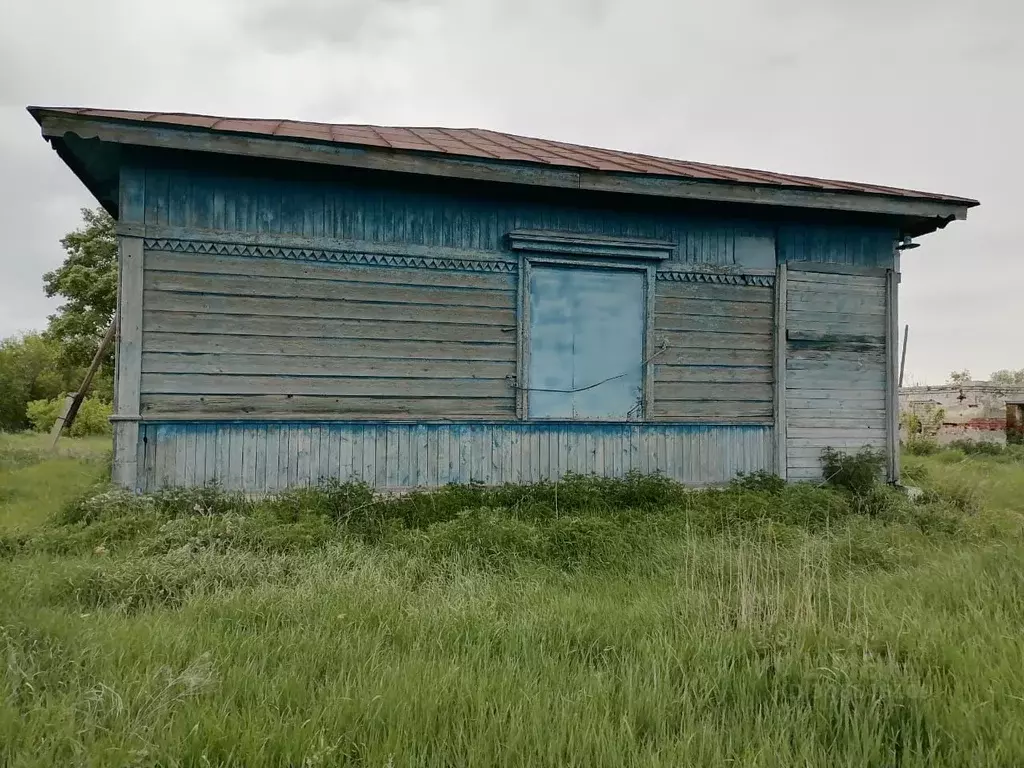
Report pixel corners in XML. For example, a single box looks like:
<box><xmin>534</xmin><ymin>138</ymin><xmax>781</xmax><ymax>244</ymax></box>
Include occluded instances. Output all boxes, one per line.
<box><xmin>0</xmin><ymin>208</ymin><xmax>117</xmax><ymax>432</ymax></box>
<box><xmin>948</xmin><ymin>369</ymin><xmax>972</xmax><ymax>385</ymax></box>
<box><xmin>990</xmin><ymin>369</ymin><xmax>1024</xmax><ymax>386</ymax></box>
<box><xmin>42</xmin><ymin>207</ymin><xmax>118</xmax><ymax>367</ymax></box>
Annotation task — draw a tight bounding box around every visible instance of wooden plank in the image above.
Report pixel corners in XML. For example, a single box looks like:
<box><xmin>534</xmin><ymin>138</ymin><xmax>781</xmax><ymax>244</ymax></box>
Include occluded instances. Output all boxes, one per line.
<box><xmin>785</xmin><ymin>262</ymin><xmax>889</xmax><ymax>277</ymax></box>
<box><xmin>650</xmin><ymin>401</ymin><xmax>773</xmax><ymax>419</ymax></box>
<box><xmin>786</xmin><ymin>398</ymin><xmax>885</xmax><ymax>411</ymax></box>
<box><xmin>786</xmin><ymin>290</ymin><xmax>885</xmax><ymax>315</ymax></box>
<box><xmin>140</xmin><ymin>394</ymin><xmax>516</xmax><ymax>417</ymax></box>
<box><xmin>141</xmin><ymin>352</ymin><xmax>515</xmax><ymax>379</ymax></box>
<box><xmin>788</xmin><ymin>271</ymin><xmax>887</xmax><ymax>288</ymax></box>
<box><xmin>655</xmin><ymin>282</ymin><xmax>772</xmax><ymax>304</ymax></box>
<box><xmin>141</xmin><ymin>373</ymin><xmax>512</xmax><ymax>398</ymax></box>
<box><xmin>142</xmin><ymin>332</ymin><xmax>513</xmax><ymax>362</ymax></box>
<box><xmin>144</xmin><ymin>311</ymin><xmax>516</xmax><ymax>343</ymax></box>
<box><xmin>786</xmin><ymin>357</ymin><xmax>886</xmax><ymax>372</ymax></box>
<box><xmin>143</xmin><ymin>290</ymin><xmax>516</xmax><ymax>327</ymax></box>
<box><xmin>145</xmin><ymin>249</ymin><xmax>516</xmax><ymax>291</ymax></box>
<box><xmin>789</xmin><ymin>444</ymin><xmax>884</xmax><ymax>459</ymax></box>
<box><xmin>786</xmin><ymin>313</ymin><xmax>887</xmax><ymax>336</ymax></box>
<box><xmin>145</xmin><ymin>270</ymin><xmax>515</xmax><ymax>309</ymax></box>
<box><xmin>654</xmin><ymin>296</ymin><xmax>773</xmax><ymax>319</ymax></box>
<box><xmin>785</xmin><ymin>348</ymin><xmax>887</xmax><ymax>364</ymax></box>
<box><xmin>886</xmin><ymin>268</ymin><xmax>899</xmax><ymax>482</ymax></box>
<box><xmin>112</xmin><ymin>237</ymin><xmax>144</xmax><ymax>490</ymax></box>
<box><xmin>774</xmin><ymin>262</ymin><xmax>786</xmax><ymax>478</ymax></box>
<box><xmin>787</xmin><ymin>329</ymin><xmax>885</xmax><ymax>345</ymax></box>
<box><xmin>787</xmin><ymin>406</ymin><xmax>886</xmax><ymax>418</ymax></box>
<box><xmin>785</xmin><ymin>375</ymin><xmax>886</xmax><ymax>389</ymax></box>
<box><xmin>788</xmin><ymin>427</ymin><xmax>888</xmax><ymax>440</ymax></box>
<box><xmin>787</xmin><ymin>417</ymin><xmax>887</xmax><ymax>429</ymax></box>
<box><xmin>784</xmin><ymin>388</ymin><xmax>885</xmax><ymax>401</ymax></box>
<box><xmin>657</xmin><ymin>346</ymin><xmax>773</xmax><ymax>367</ymax></box>
<box><xmin>654</xmin><ymin>312</ymin><xmax>773</xmax><ymax>335</ymax></box>
<box><xmin>654</xmin><ymin>381</ymin><xmax>773</xmax><ymax>402</ymax></box>
<box><xmin>655</xmin><ymin>330</ymin><xmax>774</xmax><ymax>352</ymax></box>
<box><xmin>653</xmin><ymin>365</ymin><xmax>773</xmax><ymax>384</ymax></box>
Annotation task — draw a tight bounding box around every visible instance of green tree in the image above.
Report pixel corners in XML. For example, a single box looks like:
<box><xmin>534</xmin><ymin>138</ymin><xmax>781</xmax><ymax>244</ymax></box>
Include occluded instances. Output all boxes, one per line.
<box><xmin>42</xmin><ymin>207</ymin><xmax>118</xmax><ymax>368</ymax></box>
<box><xmin>990</xmin><ymin>369</ymin><xmax>1024</xmax><ymax>386</ymax></box>
<box><xmin>948</xmin><ymin>369</ymin><xmax>972</xmax><ymax>385</ymax></box>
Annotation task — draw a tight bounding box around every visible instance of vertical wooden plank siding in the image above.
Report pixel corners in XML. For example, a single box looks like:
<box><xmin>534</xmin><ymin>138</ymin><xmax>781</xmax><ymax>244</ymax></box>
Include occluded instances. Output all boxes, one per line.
<box><xmin>136</xmin><ymin>422</ymin><xmax>773</xmax><ymax>491</ymax></box>
<box><xmin>142</xmin><ymin>167</ymin><xmax>786</xmax><ymax>270</ymax></box>
<box><xmin>886</xmin><ymin>267</ymin><xmax>900</xmax><ymax>482</ymax></box>
<box><xmin>774</xmin><ymin>263</ymin><xmax>788</xmax><ymax>478</ymax></box>
<box><xmin>112</xmin><ymin>237</ymin><xmax>145</xmax><ymax>490</ymax></box>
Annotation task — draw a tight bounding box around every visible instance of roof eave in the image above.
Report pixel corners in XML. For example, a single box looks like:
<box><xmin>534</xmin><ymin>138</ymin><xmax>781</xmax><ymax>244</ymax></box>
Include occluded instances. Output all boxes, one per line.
<box><xmin>30</xmin><ymin>108</ymin><xmax>978</xmax><ymax>229</ymax></box>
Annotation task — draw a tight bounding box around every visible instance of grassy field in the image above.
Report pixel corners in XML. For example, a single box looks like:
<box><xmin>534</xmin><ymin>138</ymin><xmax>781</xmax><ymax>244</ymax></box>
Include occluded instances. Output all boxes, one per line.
<box><xmin>2</xmin><ymin>432</ymin><xmax>1024</xmax><ymax>766</ymax></box>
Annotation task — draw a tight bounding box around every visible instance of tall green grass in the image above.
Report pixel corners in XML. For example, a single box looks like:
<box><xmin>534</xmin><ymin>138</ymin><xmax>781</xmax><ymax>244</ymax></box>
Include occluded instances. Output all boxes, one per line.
<box><xmin>2</xmin><ymin>439</ymin><xmax>1024</xmax><ymax>766</ymax></box>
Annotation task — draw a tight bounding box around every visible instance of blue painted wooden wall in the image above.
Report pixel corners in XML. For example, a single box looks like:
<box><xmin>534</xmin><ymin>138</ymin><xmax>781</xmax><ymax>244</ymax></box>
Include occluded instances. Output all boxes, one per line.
<box><xmin>116</xmin><ymin>159</ymin><xmax>898</xmax><ymax>492</ymax></box>
<box><xmin>120</xmin><ymin>164</ymin><xmax>895</xmax><ymax>270</ymax></box>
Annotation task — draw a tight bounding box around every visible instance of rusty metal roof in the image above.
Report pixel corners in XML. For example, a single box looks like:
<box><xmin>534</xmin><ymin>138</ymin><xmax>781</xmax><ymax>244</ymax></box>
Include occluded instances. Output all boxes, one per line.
<box><xmin>31</xmin><ymin>107</ymin><xmax>978</xmax><ymax>205</ymax></box>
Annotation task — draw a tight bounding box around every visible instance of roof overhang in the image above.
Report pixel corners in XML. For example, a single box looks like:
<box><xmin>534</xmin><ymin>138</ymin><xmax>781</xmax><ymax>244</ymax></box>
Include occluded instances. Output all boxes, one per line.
<box><xmin>30</xmin><ymin>108</ymin><xmax>977</xmax><ymax>237</ymax></box>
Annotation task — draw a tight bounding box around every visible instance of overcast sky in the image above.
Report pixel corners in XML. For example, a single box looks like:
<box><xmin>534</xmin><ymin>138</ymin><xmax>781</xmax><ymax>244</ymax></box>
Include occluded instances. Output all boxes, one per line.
<box><xmin>1</xmin><ymin>0</ymin><xmax>1019</xmax><ymax>384</ymax></box>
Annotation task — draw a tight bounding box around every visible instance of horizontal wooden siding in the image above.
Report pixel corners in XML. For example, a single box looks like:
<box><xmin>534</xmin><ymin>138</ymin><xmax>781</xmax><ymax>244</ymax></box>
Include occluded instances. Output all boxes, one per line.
<box><xmin>137</xmin><ymin>421</ymin><xmax>774</xmax><ymax>492</ymax></box>
<box><xmin>140</xmin><ymin>250</ymin><xmax>517</xmax><ymax>418</ymax></box>
<box><xmin>785</xmin><ymin>270</ymin><xmax>889</xmax><ymax>480</ymax></box>
<box><xmin>652</xmin><ymin>282</ymin><xmax>774</xmax><ymax>421</ymax></box>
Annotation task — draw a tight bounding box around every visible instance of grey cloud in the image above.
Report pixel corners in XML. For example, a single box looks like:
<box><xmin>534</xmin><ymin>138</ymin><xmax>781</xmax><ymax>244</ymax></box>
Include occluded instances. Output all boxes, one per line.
<box><xmin>241</xmin><ymin>0</ymin><xmax>438</xmax><ymax>51</ymax></box>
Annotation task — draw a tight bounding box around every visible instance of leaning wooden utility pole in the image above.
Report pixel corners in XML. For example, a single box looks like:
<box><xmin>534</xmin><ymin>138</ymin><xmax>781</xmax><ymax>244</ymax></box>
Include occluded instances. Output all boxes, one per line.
<box><xmin>50</xmin><ymin>314</ymin><xmax>117</xmax><ymax>449</ymax></box>
<box><xmin>898</xmin><ymin>323</ymin><xmax>909</xmax><ymax>388</ymax></box>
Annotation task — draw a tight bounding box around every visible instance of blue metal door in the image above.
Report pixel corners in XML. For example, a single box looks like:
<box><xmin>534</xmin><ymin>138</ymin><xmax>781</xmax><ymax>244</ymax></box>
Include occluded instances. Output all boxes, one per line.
<box><xmin>528</xmin><ymin>265</ymin><xmax>645</xmax><ymax>419</ymax></box>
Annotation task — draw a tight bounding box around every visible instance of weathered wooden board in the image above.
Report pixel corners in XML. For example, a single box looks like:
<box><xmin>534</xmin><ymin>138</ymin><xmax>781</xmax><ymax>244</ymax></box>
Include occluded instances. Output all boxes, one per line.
<box><xmin>654</xmin><ymin>296</ymin><xmax>773</xmax><ymax>319</ymax></box>
<box><xmin>142</xmin><ymin>352</ymin><xmax>516</xmax><ymax>379</ymax></box>
<box><xmin>786</xmin><ymin>290</ymin><xmax>886</xmax><ymax>315</ymax></box>
<box><xmin>786</xmin><ymin>416</ymin><xmax>887</xmax><ymax>429</ymax></box>
<box><xmin>789</xmin><ymin>442</ymin><xmax>884</xmax><ymax>457</ymax></box>
<box><xmin>141</xmin><ymin>373</ymin><xmax>513</xmax><ymax>398</ymax></box>
<box><xmin>657</xmin><ymin>347</ymin><xmax>774</xmax><ymax>367</ymax></box>
<box><xmin>145</xmin><ymin>311</ymin><xmax>515</xmax><ymax>343</ymax></box>
<box><xmin>785</xmin><ymin>389</ymin><xmax>886</xmax><ymax>402</ymax></box>
<box><xmin>655</xmin><ymin>282</ymin><xmax>772</xmax><ymax>304</ymax></box>
<box><xmin>655</xmin><ymin>330</ymin><xmax>773</xmax><ymax>352</ymax></box>
<box><xmin>787</xmin><ymin>357</ymin><xmax>886</xmax><ymax>372</ymax></box>
<box><xmin>785</xmin><ymin>374</ymin><xmax>887</xmax><ymax>389</ymax></box>
<box><xmin>140</xmin><ymin>394</ymin><xmax>516</xmax><ymax>417</ymax></box>
<box><xmin>146</xmin><ymin>269</ymin><xmax>514</xmax><ymax>309</ymax></box>
<box><xmin>144</xmin><ymin>290</ymin><xmax>515</xmax><ymax>326</ymax></box>
<box><xmin>137</xmin><ymin>421</ymin><xmax>775</xmax><ymax>492</ymax></box>
<box><xmin>143</xmin><ymin>332</ymin><xmax>515</xmax><ymax>361</ymax></box>
<box><xmin>654</xmin><ymin>382</ymin><xmax>773</xmax><ymax>402</ymax></box>
<box><xmin>146</xmin><ymin>250</ymin><xmax>516</xmax><ymax>291</ymax></box>
<box><xmin>788</xmin><ymin>272</ymin><xmax>886</xmax><ymax>290</ymax></box>
<box><xmin>650</xmin><ymin>401</ymin><xmax>773</xmax><ymax>419</ymax></box>
<box><xmin>654</xmin><ymin>312</ymin><xmax>773</xmax><ymax>335</ymax></box>
<box><xmin>786</xmin><ymin>316</ymin><xmax>887</xmax><ymax>337</ymax></box>
<box><xmin>654</xmin><ymin>365</ymin><xmax>773</xmax><ymax>384</ymax></box>
<box><xmin>786</xmin><ymin>349</ymin><xmax>887</xmax><ymax>364</ymax></box>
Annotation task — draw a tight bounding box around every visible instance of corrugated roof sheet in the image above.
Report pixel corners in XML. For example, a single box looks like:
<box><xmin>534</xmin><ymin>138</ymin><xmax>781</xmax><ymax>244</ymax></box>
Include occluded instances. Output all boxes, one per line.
<box><xmin>32</xmin><ymin>107</ymin><xmax>977</xmax><ymax>205</ymax></box>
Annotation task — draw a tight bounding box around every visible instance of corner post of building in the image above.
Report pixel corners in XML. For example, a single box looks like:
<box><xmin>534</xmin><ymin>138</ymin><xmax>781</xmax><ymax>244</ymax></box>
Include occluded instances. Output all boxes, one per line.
<box><xmin>111</xmin><ymin>234</ymin><xmax>144</xmax><ymax>490</ymax></box>
<box><xmin>774</xmin><ymin>261</ymin><xmax>788</xmax><ymax>479</ymax></box>
<box><xmin>885</xmin><ymin>252</ymin><xmax>900</xmax><ymax>483</ymax></box>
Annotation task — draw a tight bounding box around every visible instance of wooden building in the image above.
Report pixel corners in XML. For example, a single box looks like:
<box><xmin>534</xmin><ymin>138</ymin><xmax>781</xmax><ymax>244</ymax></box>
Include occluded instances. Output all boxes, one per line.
<box><xmin>30</xmin><ymin>107</ymin><xmax>978</xmax><ymax>492</ymax></box>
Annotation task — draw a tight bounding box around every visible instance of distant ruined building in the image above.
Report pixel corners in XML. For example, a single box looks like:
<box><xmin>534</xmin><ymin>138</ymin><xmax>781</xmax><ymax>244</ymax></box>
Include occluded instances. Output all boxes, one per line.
<box><xmin>900</xmin><ymin>382</ymin><xmax>1024</xmax><ymax>443</ymax></box>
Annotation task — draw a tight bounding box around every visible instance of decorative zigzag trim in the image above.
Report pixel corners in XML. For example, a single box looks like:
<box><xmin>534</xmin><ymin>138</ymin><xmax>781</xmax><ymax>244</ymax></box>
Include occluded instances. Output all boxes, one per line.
<box><xmin>656</xmin><ymin>271</ymin><xmax>775</xmax><ymax>287</ymax></box>
<box><xmin>143</xmin><ymin>238</ymin><xmax>518</xmax><ymax>274</ymax></box>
